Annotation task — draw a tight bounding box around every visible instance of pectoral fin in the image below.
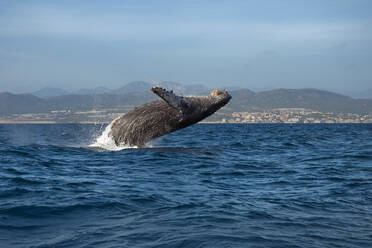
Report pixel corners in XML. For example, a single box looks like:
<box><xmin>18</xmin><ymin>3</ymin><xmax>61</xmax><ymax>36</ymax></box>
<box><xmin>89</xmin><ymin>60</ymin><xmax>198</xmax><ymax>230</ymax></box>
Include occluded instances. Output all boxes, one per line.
<box><xmin>151</xmin><ymin>86</ymin><xmax>191</xmax><ymax>113</ymax></box>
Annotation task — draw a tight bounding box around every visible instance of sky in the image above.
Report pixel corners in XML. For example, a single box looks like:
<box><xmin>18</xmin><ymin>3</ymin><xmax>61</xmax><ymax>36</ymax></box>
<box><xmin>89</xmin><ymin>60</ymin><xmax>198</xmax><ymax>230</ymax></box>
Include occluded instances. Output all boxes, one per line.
<box><xmin>0</xmin><ymin>0</ymin><xmax>371</xmax><ymax>93</ymax></box>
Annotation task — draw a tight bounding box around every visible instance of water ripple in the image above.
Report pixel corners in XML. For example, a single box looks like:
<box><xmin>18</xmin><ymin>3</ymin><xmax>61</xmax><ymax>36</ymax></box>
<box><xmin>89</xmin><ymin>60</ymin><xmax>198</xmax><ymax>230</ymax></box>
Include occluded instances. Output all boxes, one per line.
<box><xmin>0</xmin><ymin>123</ymin><xmax>371</xmax><ymax>248</ymax></box>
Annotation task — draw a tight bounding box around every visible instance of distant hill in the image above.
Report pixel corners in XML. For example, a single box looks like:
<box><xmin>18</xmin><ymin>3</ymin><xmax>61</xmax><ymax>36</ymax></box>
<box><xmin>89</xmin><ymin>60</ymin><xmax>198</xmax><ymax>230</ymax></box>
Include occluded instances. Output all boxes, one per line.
<box><xmin>75</xmin><ymin>87</ymin><xmax>111</xmax><ymax>95</ymax></box>
<box><xmin>32</xmin><ymin>87</ymin><xmax>70</xmax><ymax>98</ymax></box>
<box><xmin>33</xmin><ymin>86</ymin><xmax>112</xmax><ymax>98</ymax></box>
<box><xmin>341</xmin><ymin>89</ymin><xmax>372</xmax><ymax>99</ymax></box>
<box><xmin>114</xmin><ymin>81</ymin><xmax>152</xmax><ymax>94</ymax></box>
<box><xmin>40</xmin><ymin>91</ymin><xmax>157</xmax><ymax>112</ymax></box>
<box><xmin>228</xmin><ymin>88</ymin><xmax>372</xmax><ymax>114</ymax></box>
<box><xmin>154</xmin><ymin>81</ymin><xmax>210</xmax><ymax>95</ymax></box>
<box><xmin>0</xmin><ymin>92</ymin><xmax>48</xmax><ymax>114</ymax></box>
<box><xmin>1</xmin><ymin>85</ymin><xmax>372</xmax><ymax>116</ymax></box>
<box><xmin>30</xmin><ymin>81</ymin><xmax>210</xmax><ymax>98</ymax></box>
<box><xmin>113</xmin><ymin>81</ymin><xmax>210</xmax><ymax>95</ymax></box>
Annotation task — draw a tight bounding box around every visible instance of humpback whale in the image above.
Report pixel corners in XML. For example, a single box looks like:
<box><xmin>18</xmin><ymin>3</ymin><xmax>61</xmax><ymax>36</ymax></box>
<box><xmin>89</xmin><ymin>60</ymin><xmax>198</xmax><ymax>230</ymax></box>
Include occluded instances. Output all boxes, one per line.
<box><xmin>109</xmin><ymin>87</ymin><xmax>231</xmax><ymax>147</ymax></box>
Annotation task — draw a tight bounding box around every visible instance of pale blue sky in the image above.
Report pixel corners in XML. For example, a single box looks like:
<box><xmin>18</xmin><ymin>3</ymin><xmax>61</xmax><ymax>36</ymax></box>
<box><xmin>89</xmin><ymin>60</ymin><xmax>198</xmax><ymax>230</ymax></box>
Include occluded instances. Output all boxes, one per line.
<box><xmin>0</xmin><ymin>0</ymin><xmax>371</xmax><ymax>93</ymax></box>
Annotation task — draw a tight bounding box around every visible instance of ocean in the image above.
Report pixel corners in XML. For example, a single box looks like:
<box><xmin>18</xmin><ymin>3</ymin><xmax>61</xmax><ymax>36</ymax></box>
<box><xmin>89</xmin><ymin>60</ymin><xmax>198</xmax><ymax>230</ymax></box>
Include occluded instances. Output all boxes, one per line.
<box><xmin>0</xmin><ymin>123</ymin><xmax>371</xmax><ymax>248</ymax></box>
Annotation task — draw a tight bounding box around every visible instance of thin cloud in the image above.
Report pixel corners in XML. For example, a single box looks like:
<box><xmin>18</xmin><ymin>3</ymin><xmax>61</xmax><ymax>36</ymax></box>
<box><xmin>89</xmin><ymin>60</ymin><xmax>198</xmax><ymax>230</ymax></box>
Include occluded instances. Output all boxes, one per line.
<box><xmin>1</xmin><ymin>4</ymin><xmax>371</xmax><ymax>43</ymax></box>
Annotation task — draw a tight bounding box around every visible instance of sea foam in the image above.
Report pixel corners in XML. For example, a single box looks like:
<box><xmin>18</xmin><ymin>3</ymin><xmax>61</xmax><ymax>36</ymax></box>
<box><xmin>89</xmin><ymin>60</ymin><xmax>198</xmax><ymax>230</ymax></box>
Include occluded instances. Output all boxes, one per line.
<box><xmin>89</xmin><ymin>118</ymin><xmax>137</xmax><ymax>150</ymax></box>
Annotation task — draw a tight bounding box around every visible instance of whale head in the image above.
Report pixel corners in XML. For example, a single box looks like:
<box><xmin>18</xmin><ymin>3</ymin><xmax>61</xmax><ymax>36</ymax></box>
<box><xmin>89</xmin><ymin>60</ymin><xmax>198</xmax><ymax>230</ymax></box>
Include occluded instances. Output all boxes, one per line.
<box><xmin>198</xmin><ymin>89</ymin><xmax>231</xmax><ymax>116</ymax></box>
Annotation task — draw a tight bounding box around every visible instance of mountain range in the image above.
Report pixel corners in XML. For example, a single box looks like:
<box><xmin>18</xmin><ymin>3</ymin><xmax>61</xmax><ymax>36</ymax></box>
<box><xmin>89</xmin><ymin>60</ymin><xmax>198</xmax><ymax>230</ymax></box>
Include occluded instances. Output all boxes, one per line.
<box><xmin>31</xmin><ymin>81</ymin><xmax>210</xmax><ymax>98</ymax></box>
<box><xmin>1</xmin><ymin>81</ymin><xmax>372</xmax><ymax>116</ymax></box>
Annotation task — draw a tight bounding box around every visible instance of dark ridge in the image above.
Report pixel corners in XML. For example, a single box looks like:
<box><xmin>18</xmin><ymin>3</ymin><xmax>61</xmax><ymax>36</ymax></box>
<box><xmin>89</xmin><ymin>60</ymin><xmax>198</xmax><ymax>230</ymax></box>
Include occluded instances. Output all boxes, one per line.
<box><xmin>0</xmin><ymin>92</ymin><xmax>47</xmax><ymax>114</ymax></box>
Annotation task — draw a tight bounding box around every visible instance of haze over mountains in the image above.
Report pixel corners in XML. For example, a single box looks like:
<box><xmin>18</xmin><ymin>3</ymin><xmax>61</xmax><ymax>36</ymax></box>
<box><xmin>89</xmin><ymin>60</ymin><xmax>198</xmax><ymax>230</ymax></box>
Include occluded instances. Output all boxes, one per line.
<box><xmin>31</xmin><ymin>81</ymin><xmax>210</xmax><ymax>98</ymax></box>
<box><xmin>1</xmin><ymin>81</ymin><xmax>372</xmax><ymax>116</ymax></box>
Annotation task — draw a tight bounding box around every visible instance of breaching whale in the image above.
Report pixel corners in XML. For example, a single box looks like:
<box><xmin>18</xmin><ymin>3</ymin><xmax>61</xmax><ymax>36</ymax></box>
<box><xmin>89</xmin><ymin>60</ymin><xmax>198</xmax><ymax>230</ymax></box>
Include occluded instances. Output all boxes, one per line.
<box><xmin>108</xmin><ymin>86</ymin><xmax>231</xmax><ymax>147</ymax></box>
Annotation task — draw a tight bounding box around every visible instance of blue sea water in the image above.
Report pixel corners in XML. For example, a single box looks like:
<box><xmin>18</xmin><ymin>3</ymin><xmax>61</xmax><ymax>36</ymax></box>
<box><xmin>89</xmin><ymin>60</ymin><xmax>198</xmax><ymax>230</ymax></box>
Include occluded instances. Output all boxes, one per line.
<box><xmin>0</xmin><ymin>123</ymin><xmax>371</xmax><ymax>248</ymax></box>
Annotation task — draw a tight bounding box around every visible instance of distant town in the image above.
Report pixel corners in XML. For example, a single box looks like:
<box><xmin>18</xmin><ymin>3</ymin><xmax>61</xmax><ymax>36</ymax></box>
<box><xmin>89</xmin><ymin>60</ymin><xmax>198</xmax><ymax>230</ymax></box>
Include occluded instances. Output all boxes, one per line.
<box><xmin>1</xmin><ymin>107</ymin><xmax>371</xmax><ymax>124</ymax></box>
<box><xmin>225</xmin><ymin>108</ymin><xmax>372</xmax><ymax>123</ymax></box>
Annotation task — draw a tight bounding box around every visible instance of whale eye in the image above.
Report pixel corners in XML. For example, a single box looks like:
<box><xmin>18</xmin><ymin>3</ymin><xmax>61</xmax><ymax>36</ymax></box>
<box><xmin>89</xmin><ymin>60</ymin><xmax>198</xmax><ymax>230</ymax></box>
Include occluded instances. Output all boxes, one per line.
<box><xmin>211</xmin><ymin>90</ymin><xmax>223</xmax><ymax>96</ymax></box>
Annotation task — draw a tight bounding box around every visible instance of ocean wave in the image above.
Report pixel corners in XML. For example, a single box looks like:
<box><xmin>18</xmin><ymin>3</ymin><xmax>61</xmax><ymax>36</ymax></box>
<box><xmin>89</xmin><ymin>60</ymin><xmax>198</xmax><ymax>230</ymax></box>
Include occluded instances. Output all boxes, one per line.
<box><xmin>0</xmin><ymin>202</ymin><xmax>133</xmax><ymax>218</ymax></box>
<box><xmin>1</xmin><ymin>123</ymin><xmax>372</xmax><ymax>247</ymax></box>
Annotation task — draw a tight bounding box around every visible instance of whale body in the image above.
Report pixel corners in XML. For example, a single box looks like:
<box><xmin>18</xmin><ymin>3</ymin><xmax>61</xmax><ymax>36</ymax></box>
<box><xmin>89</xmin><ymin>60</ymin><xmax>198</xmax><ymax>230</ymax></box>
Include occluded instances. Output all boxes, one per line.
<box><xmin>109</xmin><ymin>87</ymin><xmax>231</xmax><ymax>146</ymax></box>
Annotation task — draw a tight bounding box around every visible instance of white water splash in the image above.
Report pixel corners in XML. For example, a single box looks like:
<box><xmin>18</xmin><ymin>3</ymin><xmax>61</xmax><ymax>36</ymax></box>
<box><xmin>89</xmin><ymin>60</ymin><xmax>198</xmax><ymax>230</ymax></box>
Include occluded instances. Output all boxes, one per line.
<box><xmin>89</xmin><ymin>119</ymin><xmax>137</xmax><ymax>151</ymax></box>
